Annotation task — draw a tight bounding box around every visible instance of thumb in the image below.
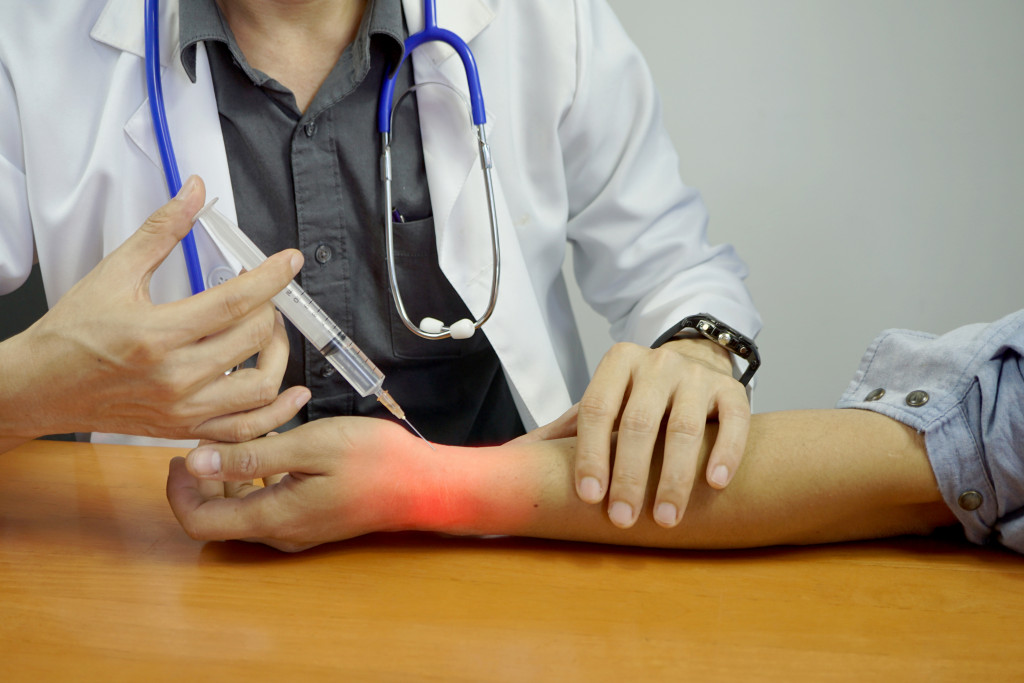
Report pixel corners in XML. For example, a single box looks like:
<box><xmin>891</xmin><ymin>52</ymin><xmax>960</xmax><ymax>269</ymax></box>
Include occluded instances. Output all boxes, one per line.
<box><xmin>113</xmin><ymin>175</ymin><xmax>206</xmax><ymax>285</ymax></box>
<box><xmin>186</xmin><ymin>431</ymin><xmax>323</xmax><ymax>482</ymax></box>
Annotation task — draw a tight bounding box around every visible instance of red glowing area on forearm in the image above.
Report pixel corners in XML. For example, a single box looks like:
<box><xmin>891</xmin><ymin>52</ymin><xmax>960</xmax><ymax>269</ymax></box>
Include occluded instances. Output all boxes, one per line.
<box><xmin>387</xmin><ymin>441</ymin><xmax>542</xmax><ymax>536</ymax></box>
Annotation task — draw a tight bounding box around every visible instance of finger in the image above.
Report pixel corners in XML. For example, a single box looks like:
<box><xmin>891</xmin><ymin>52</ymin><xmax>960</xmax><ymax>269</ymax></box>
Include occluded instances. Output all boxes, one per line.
<box><xmin>196</xmin><ymin>470</ymin><xmax>228</xmax><ymax>500</ymax></box>
<box><xmin>160</xmin><ymin>247</ymin><xmax>303</xmax><ymax>345</ymax></box>
<box><xmin>177</xmin><ymin>303</ymin><xmax>281</xmax><ymax>379</ymax></box>
<box><xmin>510</xmin><ymin>404</ymin><xmax>579</xmax><ymax>444</ymax></box>
<box><xmin>193</xmin><ymin>385</ymin><xmax>311</xmax><ymax>444</ymax></box>
<box><xmin>650</xmin><ymin>391</ymin><xmax>709</xmax><ymax>526</ymax></box>
<box><xmin>247</xmin><ymin>308</ymin><xmax>290</xmax><ymax>387</ymax></box>
<box><xmin>225</xmin><ymin>479</ymin><xmax>263</xmax><ymax>497</ymax></box>
<box><xmin>179</xmin><ymin>306</ymin><xmax>292</xmax><ymax>420</ymax></box>
<box><xmin>574</xmin><ymin>345</ymin><xmax>637</xmax><ymax>504</ymax></box>
<box><xmin>110</xmin><ymin>175</ymin><xmax>207</xmax><ymax>287</ymax></box>
<box><xmin>704</xmin><ymin>388</ymin><xmax>751</xmax><ymax>490</ymax></box>
<box><xmin>167</xmin><ymin>457</ymin><xmax>272</xmax><ymax>542</ymax></box>
<box><xmin>605</xmin><ymin>376</ymin><xmax>674</xmax><ymax>529</ymax></box>
<box><xmin>171</xmin><ymin>303</ymin><xmax>287</xmax><ymax>397</ymax></box>
<box><xmin>184</xmin><ymin>424</ymin><xmax>328</xmax><ymax>482</ymax></box>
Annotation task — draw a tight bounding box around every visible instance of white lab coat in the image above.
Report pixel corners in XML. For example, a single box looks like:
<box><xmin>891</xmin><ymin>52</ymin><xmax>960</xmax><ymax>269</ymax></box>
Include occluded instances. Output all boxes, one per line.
<box><xmin>0</xmin><ymin>0</ymin><xmax>760</xmax><ymax>446</ymax></box>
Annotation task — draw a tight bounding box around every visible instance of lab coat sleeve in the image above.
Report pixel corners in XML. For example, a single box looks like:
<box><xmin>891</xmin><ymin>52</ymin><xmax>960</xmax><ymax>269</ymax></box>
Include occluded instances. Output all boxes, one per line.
<box><xmin>0</xmin><ymin>53</ymin><xmax>35</xmax><ymax>295</ymax></box>
<box><xmin>559</xmin><ymin>0</ymin><xmax>761</xmax><ymax>346</ymax></box>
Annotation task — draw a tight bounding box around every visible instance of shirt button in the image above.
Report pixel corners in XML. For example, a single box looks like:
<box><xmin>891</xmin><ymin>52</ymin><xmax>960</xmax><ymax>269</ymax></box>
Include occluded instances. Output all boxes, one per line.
<box><xmin>957</xmin><ymin>490</ymin><xmax>983</xmax><ymax>511</ymax></box>
<box><xmin>304</xmin><ymin>121</ymin><xmax>317</xmax><ymax>137</ymax></box>
<box><xmin>320</xmin><ymin>363</ymin><xmax>335</xmax><ymax>378</ymax></box>
<box><xmin>314</xmin><ymin>244</ymin><xmax>333</xmax><ymax>264</ymax></box>
<box><xmin>865</xmin><ymin>388</ymin><xmax>886</xmax><ymax>402</ymax></box>
<box><xmin>905</xmin><ymin>390</ymin><xmax>930</xmax><ymax>407</ymax></box>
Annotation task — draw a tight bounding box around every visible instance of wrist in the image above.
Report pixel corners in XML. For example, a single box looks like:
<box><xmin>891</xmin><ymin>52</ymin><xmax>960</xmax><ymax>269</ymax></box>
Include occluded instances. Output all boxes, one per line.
<box><xmin>400</xmin><ymin>442</ymin><xmax>493</xmax><ymax>535</ymax></box>
<box><xmin>400</xmin><ymin>439</ymin><xmax>547</xmax><ymax>537</ymax></box>
<box><xmin>660</xmin><ymin>337</ymin><xmax>734</xmax><ymax>375</ymax></box>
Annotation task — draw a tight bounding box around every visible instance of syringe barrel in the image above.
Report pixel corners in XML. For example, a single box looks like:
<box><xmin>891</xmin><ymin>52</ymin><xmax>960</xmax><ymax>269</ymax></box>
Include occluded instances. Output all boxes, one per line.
<box><xmin>195</xmin><ymin>202</ymin><xmax>267</xmax><ymax>273</ymax></box>
<box><xmin>275</xmin><ymin>283</ymin><xmax>384</xmax><ymax>397</ymax></box>
<box><xmin>195</xmin><ymin>201</ymin><xmax>385</xmax><ymax>397</ymax></box>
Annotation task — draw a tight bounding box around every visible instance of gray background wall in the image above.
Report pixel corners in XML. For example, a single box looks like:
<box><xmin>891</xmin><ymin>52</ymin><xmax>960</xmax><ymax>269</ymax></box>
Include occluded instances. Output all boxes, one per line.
<box><xmin>3</xmin><ymin>1</ymin><xmax>1022</xmax><ymax>417</ymax></box>
<box><xmin>570</xmin><ymin>0</ymin><xmax>1024</xmax><ymax>412</ymax></box>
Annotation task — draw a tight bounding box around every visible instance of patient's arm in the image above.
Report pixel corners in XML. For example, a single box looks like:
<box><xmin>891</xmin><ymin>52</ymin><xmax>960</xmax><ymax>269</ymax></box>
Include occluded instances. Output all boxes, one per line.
<box><xmin>166</xmin><ymin>410</ymin><xmax>956</xmax><ymax>552</ymax></box>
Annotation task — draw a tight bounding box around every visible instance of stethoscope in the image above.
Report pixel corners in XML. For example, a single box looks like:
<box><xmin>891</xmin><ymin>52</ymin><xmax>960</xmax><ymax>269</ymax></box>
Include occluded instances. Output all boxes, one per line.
<box><xmin>144</xmin><ymin>0</ymin><xmax>500</xmax><ymax>341</ymax></box>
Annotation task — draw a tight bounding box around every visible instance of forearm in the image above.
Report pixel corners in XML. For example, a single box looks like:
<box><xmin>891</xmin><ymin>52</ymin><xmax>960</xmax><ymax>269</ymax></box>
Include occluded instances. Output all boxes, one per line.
<box><xmin>170</xmin><ymin>409</ymin><xmax>957</xmax><ymax>551</ymax></box>
<box><xmin>416</xmin><ymin>410</ymin><xmax>956</xmax><ymax>548</ymax></box>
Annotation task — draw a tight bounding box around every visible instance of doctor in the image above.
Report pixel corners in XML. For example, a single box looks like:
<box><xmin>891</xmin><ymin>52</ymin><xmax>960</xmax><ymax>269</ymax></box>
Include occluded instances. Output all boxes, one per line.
<box><xmin>0</xmin><ymin>0</ymin><xmax>760</xmax><ymax>529</ymax></box>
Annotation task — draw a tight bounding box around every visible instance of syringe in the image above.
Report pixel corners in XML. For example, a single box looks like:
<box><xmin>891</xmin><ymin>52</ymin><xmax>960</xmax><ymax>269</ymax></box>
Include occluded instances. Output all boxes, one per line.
<box><xmin>194</xmin><ymin>199</ymin><xmax>433</xmax><ymax>448</ymax></box>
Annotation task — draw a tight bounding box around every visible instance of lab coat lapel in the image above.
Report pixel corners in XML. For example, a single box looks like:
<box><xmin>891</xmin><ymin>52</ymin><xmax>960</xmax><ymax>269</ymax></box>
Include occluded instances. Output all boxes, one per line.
<box><xmin>400</xmin><ymin>0</ymin><xmax>493</xmax><ymax>253</ymax></box>
<box><xmin>90</xmin><ymin>0</ymin><xmax>172</xmax><ymax>65</ymax></box>
<box><xmin>402</xmin><ymin>0</ymin><xmax>573</xmax><ymax>428</ymax></box>
<box><xmin>92</xmin><ymin>0</ymin><xmax>242</xmax><ymax>278</ymax></box>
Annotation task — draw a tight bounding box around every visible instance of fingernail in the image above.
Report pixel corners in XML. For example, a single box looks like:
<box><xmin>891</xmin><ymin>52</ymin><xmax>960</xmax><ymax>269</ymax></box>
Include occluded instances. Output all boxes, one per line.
<box><xmin>711</xmin><ymin>464</ymin><xmax>730</xmax><ymax>487</ymax></box>
<box><xmin>175</xmin><ymin>175</ymin><xmax>198</xmax><ymax>202</ymax></box>
<box><xmin>655</xmin><ymin>502</ymin><xmax>678</xmax><ymax>526</ymax></box>
<box><xmin>190</xmin><ymin>448</ymin><xmax>221</xmax><ymax>476</ymax></box>
<box><xmin>289</xmin><ymin>251</ymin><xmax>303</xmax><ymax>275</ymax></box>
<box><xmin>294</xmin><ymin>389</ymin><xmax>311</xmax><ymax>409</ymax></box>
<box><xmin>579</xmin><ymin>476</ymin><xmax>602</xmax><ymax>503</ymax></box>
<box><xmin>608</xmin><ymin>501</ymin><xmax>634</xmax><ymax>528</ymax></box>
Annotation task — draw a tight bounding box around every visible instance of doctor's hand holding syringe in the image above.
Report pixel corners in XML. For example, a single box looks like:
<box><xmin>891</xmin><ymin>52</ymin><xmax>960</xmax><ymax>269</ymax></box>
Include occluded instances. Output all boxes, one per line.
<box><xmin>193</xmin><ymin>197</ymin><xmax>432</xmax><ymax>447</ymax></box>
<box><xmin>0</xmin><ymin>176</ymin><xmax>309</xmax><ymax>455</ymax></box>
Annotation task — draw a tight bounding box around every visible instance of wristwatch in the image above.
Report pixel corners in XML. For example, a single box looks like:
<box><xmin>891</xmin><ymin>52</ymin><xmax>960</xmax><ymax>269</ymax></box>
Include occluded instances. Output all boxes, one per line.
<box><xmin>652</xmin><ymin>313</ymin><xmax>761</xmax><ymax>386</ymax></box>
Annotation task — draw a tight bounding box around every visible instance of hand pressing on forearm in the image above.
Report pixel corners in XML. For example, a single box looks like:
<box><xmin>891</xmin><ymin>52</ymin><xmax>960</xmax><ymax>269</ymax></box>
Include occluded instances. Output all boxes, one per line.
<box><xmin>572</xmin><ymin>336</ymin><xmax>749</xmax><ymax>530</ymax></box>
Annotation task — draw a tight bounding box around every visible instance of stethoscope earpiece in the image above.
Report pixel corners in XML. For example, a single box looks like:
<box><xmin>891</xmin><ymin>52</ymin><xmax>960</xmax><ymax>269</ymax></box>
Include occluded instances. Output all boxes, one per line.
<box><xmin>419</xmin><ymin>317</ymin><xmax>444</xmax><ymax>334</ymax></box>
<box><xmin>419</xmin><ymin>318</ymin><xmax>476</xmax><ymax>340</ymax></box>
<box><xmin>448</xmin><ymin>319</ymin><xmax>476</xmax><ymax>340</ymax></box>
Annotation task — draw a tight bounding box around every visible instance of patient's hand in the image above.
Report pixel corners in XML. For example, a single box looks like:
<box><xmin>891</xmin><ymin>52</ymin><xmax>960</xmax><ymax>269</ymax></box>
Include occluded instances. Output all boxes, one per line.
<box><xmin>166</xmin><ymin>417</ymin><xmax>431</xmax><ymax>551</ymax></box>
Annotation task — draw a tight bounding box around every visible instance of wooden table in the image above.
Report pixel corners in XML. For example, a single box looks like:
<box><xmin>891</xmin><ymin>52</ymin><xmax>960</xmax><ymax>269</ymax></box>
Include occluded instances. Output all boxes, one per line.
<box><xmin>1</xmin><ymin>440</ymin><xmax>1021</xmax><ymax>681</ymax></box>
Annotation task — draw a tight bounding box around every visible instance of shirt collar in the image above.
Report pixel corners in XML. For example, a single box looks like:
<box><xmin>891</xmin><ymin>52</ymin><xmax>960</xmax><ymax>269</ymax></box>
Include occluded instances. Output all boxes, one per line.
<box><xmin>178</xmin><ymin>0</ymin><xmax>406</xmax><ymax>85</ymax></box>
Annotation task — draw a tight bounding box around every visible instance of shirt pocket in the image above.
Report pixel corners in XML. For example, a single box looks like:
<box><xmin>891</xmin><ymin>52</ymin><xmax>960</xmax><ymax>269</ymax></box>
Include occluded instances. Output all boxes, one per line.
<box><xmin>387</xmin><ymin>215</ymin><xmax>488</xmax><ymax>361</ymax></box>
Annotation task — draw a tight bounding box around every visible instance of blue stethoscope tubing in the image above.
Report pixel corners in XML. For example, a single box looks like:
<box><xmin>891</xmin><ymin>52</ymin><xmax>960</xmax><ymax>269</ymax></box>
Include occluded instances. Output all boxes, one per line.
<box><xmin>377</xmin><ymin>0</ymin><xmax>485</xmax><ymax>131</ymax></box>
<box><xmin>377</xmin><ymin>0</ymin><xmax>501</xmax><ymax>340</ymax></box>
<box><xmin>144</xmin><ymin>0</ymin><xmax>205</xmax><ymax>296</ymax></box>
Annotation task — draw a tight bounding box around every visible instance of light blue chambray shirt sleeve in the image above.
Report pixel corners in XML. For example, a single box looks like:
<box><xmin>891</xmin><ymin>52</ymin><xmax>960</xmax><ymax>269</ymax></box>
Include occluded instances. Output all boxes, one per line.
<box><xmin>836</xmin><ymin>310</ymin><xmax>1024</xmax><ymax>553</ymax></box>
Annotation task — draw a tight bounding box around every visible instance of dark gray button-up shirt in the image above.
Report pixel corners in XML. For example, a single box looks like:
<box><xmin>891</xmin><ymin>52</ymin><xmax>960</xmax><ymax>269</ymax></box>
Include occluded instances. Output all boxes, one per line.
<box><xmin>180</xmin><ymin>0</ymin><xmax>523</xmax><ymax>445</ymax></box>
